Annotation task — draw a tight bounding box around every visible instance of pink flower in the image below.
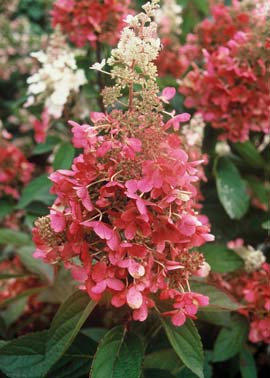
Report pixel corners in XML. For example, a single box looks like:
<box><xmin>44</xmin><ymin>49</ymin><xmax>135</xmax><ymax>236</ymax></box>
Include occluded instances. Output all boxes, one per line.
<box><xmin>51</xmin><ymin>0</ymin><xmax>132</xmax><ymax>47</ymax></box>
<box><xmin>165</xmin><ymin>113</ymin><xmax>191</xmax><ymax>131</ymax></box>
<box><xmin>160</xmin><ymin>87</ymin><xmax>176</xmax><ymax>103</ymax></box>
<box><xmin>33</xmin><ymin>109</ymin><xmax>50</xmax><ymax>143</ymax></box>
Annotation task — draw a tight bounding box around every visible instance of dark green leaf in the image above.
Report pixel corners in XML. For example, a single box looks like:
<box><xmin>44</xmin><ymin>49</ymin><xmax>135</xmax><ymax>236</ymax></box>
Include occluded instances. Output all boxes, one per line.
<box><xmin>0</xmin><ymin>291</ymin><xmax>96</xmax><ymax>378</ymax></box>
<box><xmin>1</xmin><ymin>297</ymin><xmax>28</xmax><ymax>328</ymax></box>
<box><xmin>0</xmin><ymin>228</ymin><xmax>31</xmax><ymax>246</ymax></box>
<box><xmin>213</xmin><ymin>317</ymin><xmax>248</xmax><ymax>362</ymax></box>
<box><xmin>233</xmin><ymin>141</ymin><xmax>265</xmax><ymax>170</ymax></box>
<box><xmin>247</xmin><ymin>176</ymin><xmax>269</xmax><ymax>209</ymax></box>
<box><xmin>161</xmin><ymin>319</ymin><xmax>204</xmax><ymax>378</ymax></box>
<box><xmin>90</xmin><ymin>325</ymin><xmax>144</xmax><ymax>378</ymax></box>
<box><xmin>200</xmin><ymin>243</ymin><xmax>244</xmax><ymax>273</ymax></box>
<box><xmin>17</xmin><ymin>246</ymin><xmax>54</xmax><ymax>283</ymax></box>
<box><xmin>33</xmin><ymin>136</ymin><xmax>60</xmax><ymax>155</ymax></box>
<box><xmin>197</xmin><ymin>311</ymin><xmax>231</xmax><ymax>327</ymax></box>
<box><xmin>0</xmin><ymin>200</ymin><xmax>14</xmax><ymax>220</ymax></box>
<box><xmin>53</xmin><ymin>142</ymin><xmax>75</xmax><ymax>170</ymax></box>
<box><xmin>81</xmin><ymin>328</ymin><xmax>107</xmax><ymax>343</ymax></box>
<box><xmin>144</xmin><ymin>349</ymin><xmax>182</xmax><ymax>375</ymax></box>
<box><xmin>17</xmin><ymin>174</ymin><xmax>55</xmax><ymax>209</ymax></box>
<box><xmin>215</xmin><ymin>157</ymin><xmax>250</xmax><ymax>219</ymax></box>
<box><xmin>143</xmin><ymin>369</ymin><xmax>176</xmax><ymax>378</ymax></box>
<box><xmin>190</xmin><ymin>281</ymin><xmax>240</xmax><ymax>311</ymax></box>
<box><xmin>239</xmin><ymin>349</ymin><xmax>257</xmax><ymax>378</ymax></box>
<box><xmin>46</xmin><ymin>333</ymin><xmax>97</xmax><ymax>378</ymax></box>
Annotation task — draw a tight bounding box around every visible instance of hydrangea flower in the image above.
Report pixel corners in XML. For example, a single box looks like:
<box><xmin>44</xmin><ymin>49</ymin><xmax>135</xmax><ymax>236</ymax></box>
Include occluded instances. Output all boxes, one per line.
<box><xmin>154</xmin><ymin>0</ymin><xmax>189</xmax><ymax>78</ymax></box>
<box><xmin>26</xmin><ymin>29</ymin><xmax>87</xmax><ymax>131</ymax></box>
<box><xmin>51</xmin><ymin>0</ymin><xmax>132</xmax><ymax>47</ymax></box>
<box><xmin>210</xmin><ymin>239</ymin><xmax>270</xmax><ymax>344</ymax></box>
<box><xmin>33</xmin><ymin>0</ymin><xmax>213</xmax><ymax>326</ymax></box>
<box><xmin>179</xmin><ymin>1</ymin><xmax>270</xmax><ymax>142</ymax></box>
<box><xmin>0</xmin><ymin>132</ymin><xmax>34</xmax><ymax>199</ymax></box>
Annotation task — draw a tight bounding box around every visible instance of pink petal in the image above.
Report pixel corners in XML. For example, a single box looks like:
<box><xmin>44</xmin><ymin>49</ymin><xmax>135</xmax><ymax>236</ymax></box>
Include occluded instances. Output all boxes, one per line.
<box><xmin>162</xmin><ymin>87</ymin><xmax>176</xmax><ymax>101</ymax></box>
<box><xmin>126</xmin><ymin>179</ymin><xmax>138</xmax><ymax>193</ymax></box>
<box><xmin>107</xmin><ymin>230</ymin><xmax>120</xmax><ymax>251</ymax></box>
<box><xmin>126</xmin><ymin>138</ymin><xmax>142</xmax><ymax>152</ymax></box>
<box><xmin>128</xmin><ymin>260</ymin><xmax>145</xmax><ymax>279</ymax></box>
<box><xmin>90</xmin><ymin>112</ymin><xmax>106</xmax><ymax>123</ymax></box>
<box><xmin>91</xmin><ymin>280</ymin><xmax>107</xmax><ymax>294</ymax></box>
<box><xmin>171</xmin><ymin>311</ymin><xmax>186</xmax><ymax>326</ymax></box>
<box><xmin>50</xmin><ymin>210</ymin><xmax>66</xmax><ymax>232</ymax></box>
<box><xmin>71</xmin><ymin>266</ymin><xmax>88</xmax><ymax>282</ymax></box>
<box><xmin>133</xmin><ymin>302</ymin><xmax>148</xmax><ymax>321</ymax></box>
<box><xmin>107</xmin><ymin>278</ymin><xmax>125</xmax><ymax>291</ymax></box>
<box><xmin>126</xmin><ymin>287</ymin><xmax>143</xmax><ymax>309</ymax></box>
<box><xmin>76</xmin><ymin>187</ymin><xmax>94</xmax><ymax>211</ymax></box>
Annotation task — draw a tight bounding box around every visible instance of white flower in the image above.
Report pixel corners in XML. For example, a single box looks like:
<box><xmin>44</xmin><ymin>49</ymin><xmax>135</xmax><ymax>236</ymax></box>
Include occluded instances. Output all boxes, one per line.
<box><xmin>26</xmin><ymin>30</ymin><xmax>87</xmax><ymax>118</ymax></box>
<box><xmin>234</xmin><ymin>245</ymin><xmax>266</xmax><ymax>273</ymax></box>
<box><xmin>90</xmin><ymin>59</ymin><xmax>107</xmax><ymax>71</ymax></box>
<box><xmin>182</xmin><ymin>114</ymin><xmax>205</xmax><ymax>147</ymax></box>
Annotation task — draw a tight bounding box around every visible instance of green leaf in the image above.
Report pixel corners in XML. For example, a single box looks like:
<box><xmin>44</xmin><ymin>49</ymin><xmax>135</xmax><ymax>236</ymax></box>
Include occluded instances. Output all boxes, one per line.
<box><xmin>215</xmin><ymin>157</ymin><xmax>250</xmax><ymax>219</ymax></box>
<box><xmin>190</xmin><ymin>281</ymin><xmax>240</xmax><ymax>312</ymax></box>
<box><xmin>53</xmin><ymin>142</ymin><xmax>75</xmax><ymax>170</ymax></box>
<box><xmin>0</xmin><ymin>273</ymin><xmax>33</xmax><ymax>280</ymax></box>
<box><xmin>81</xmin><ymin>328</ymin><xmax>107</xmax><ymax>343</ymax></box>
<box><xmin>17</xmin><ymin>174</ymin><xmax>55</xmax><ymax>209</ymax></box>
<box><xmin>247</xmin><ymin>176</ymin><xmax>269</xmax><ymax>209</ymax></box>
<box><xmin>161</xmin><ymin>319</ymin><xmax>204</xmax><ymax>378</ymax></box>
<box><xmin>90</xmin><ymin>325</ymin><xmax>144</xmax><ymax>378</ymax></box>
<box><xmin>200</xmin><ymin>243</ymin><xmax>244</xmax><ymax>273</ymax></box>
<box><xmin>0</xmin><ymin>200</ymin><xmax>14</xmax><ymax>220</ymax></box>
<box><xmin>143</xmin><ymin>369</ymin><xmax>176</xmax><ymax>378</ymax></box>
<box><xmin>239</xmin><ymin>349</ymin><xmax>257</xmax><ymax>378</ymax></box>
<box><xmin>192</xmin><ymin>0</ymin><xmax>209</xmax><ymax>14</ymax></box>
<box><xmin>33</xmin><ymin>136</ymin><xmax>60</xmax><ymax>155</ymax></box>
<box><xmin>144</xmin><ymin>349</ymin><xmax>182</xmax><ymax>375</ymax></box>
<box><xmin>0</xmin><ymin>287</ymin><xmax>44</xmax><ymax>308</ymax></box>
<box><xmin>37</xmin><ymin>267</ymin><xmax>76</xmax><ymax>304</ymax></box>
<box><xmin>213</xmin><ymin>317</ymin><xmax>248</xmax><ymax>362</ymax></box>
<box><xmin>46</xmin><ymin>333</ymin><xmax>97</xmax><ymax>378</ymax></box>
<box><xmin>197</xmin><ymin>312</ymin><xmax>231</xmax><ymax>327</ymax></box>
<box><xmin>233</xmin><ymin>141</ymin><xmax>265</xmax><ymax>170</ymax></box>
<box><xmin>1</xmin><ymin>297</ymin><xmax>28</xmax><ymax>328</ymax></box>
<box><xmin>0</xmin><ymin>291</ymin><xmax>96</xmax><ymax>378</ymax></box>
<box><xmin>262</xmin><ymin>220</ymin><xmax>270</xmax><ymax>230</ymax></box>
<box><xmin>17</xmin><ymin>246</ymin><xmax>54</xmax><ymax>283</ymax></box>
<box><xmin>0</xmin><ymin>228</ymin><xmax>31</xmax><ymax>246</ymax></box>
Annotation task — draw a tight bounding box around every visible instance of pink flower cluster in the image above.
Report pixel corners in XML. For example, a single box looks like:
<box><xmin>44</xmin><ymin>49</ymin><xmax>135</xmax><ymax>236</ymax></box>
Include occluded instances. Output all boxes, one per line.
<box><xmin>51</xmin><ymin>0</ymin><xmax>131</xmax><ymax>47</ymax></box>
<box><xmin>0</xmin><ymin>137</ymin><xmax>33</xmax><ymax>199</ymax></box>
<box><xmin>211</xmin><ymin>262</ymin><xmax>270</xmax><ymax>344</ymax></box>
<box><xmin>33</xmin><ymin>102</ymin><xmax>213</xmax><ymax>325</ymax></box>
<box><xmin>180</xmin><ymin>2</ymin><xmax>270</xmax><ymax>142</ymax></box>
<box><xmin>242</xmin><ymin>264</ymin><xmax>270</xmax><ymax>343</ymax></box>
<box><xmin>156</xmin><ymin>40</ymin><xmax>191</xmax><ymax>78</ymax></box>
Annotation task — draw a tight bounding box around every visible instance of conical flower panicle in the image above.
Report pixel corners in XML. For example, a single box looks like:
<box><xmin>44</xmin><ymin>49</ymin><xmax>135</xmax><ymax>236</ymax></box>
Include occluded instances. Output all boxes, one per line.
<box><xmin>33</xmin><ymin>0</ymin><xmax>213</xmax><ymax>326</ymax></box>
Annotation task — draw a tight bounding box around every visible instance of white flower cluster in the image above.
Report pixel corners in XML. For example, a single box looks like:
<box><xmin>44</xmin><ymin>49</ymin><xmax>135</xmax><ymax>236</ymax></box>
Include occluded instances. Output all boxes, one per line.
<box><xmin>108</xmin><ymin>0</ymin><xmax>161</xmax><ymax>74</ymax></box>
<box><xmin>234</xmin><ymin>245</ymin><xmax>266</xmax><ymax>273</ymax></box>
<box><xmin>91</xmin><ymin>0</ymin><xmax>162</xmax><ymax>112</ymax></box>
<box><xmin>156</xmin><ymin>0</ymin><xmax>183</xmax><ymax>36</ymax></box>
<box><xmin>26</xmin><ymin>31</ymin><xmax>86</xmax><ymax>119</ymax></box>
<box><xmin>181</xmin><ymin>113</ymin><xmax>205</xmax><ymax>147</ymax></box>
